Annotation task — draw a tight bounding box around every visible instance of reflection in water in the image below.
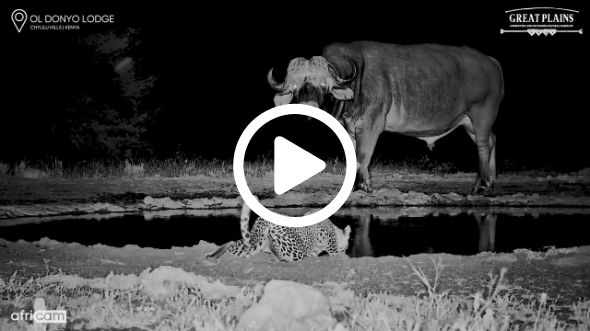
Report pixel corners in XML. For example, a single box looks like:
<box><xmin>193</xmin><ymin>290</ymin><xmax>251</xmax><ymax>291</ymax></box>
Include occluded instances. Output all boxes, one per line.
<box><xmin>332</xmin><ymin>207</ymin><xmax>588</xmax><ymax>257</ymax></box>
<box><xmin>1</xmin><ymin>206</ymin><xmax>588</xmax><ymax>257</ymax></box>
<box><xmin>350</xmin><ymin>214</ymin><xmax>374</xmax><ymax>257</ymax></box>
<box><xmin>475</xmin><ymin>212</ymin><xmax>497</xmax><ymax>253</ymax></box>
<box><xmin>340</xmin><ymin>209</ymin><xmax>501</xmax><ymax>256</ymax></box>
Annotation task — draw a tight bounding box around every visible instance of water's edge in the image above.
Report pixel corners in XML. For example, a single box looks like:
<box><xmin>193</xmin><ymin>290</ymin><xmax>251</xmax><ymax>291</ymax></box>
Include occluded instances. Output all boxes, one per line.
<box><xmin>1</xmin><ymin>207</ymin><xmax>589</xmax><ymax>257</ymax></box>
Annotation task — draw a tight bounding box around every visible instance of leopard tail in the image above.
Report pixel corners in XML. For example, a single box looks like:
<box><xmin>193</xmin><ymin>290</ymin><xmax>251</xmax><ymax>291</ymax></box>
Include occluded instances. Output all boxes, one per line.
<box><xmin>240</xmin><ymin>195</ymin><xmax>259</xmax><ymax>246</ymax></box>
<box><xmin>205</xmin><ymin>241</ymin><xmax>235</xmax><ymax>260</ymax></box>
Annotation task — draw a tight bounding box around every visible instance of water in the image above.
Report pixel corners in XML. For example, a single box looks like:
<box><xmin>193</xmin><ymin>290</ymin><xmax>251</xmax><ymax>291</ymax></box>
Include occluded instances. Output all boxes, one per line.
<box><xmin>0</xmin><ymin>207</ymin><xmax>588</xmax><ymax>257</ymax></box>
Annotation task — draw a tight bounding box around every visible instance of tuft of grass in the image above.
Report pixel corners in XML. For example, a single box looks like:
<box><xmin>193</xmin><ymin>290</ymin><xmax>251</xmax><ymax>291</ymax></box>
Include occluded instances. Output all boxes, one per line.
<box><xmin>13</xmin><ymin>160</ymin><xmax>49</xmax><ymax>179</ymax></box>
<box><xmin>403</xmin><ymin>257</ymin><xmax>589</xmax><ymax>331</ymax></box>
<box><xmin>0</xmin><ymin>162</ymin><xmax>9</xmax><ymax>176</ymax></box>
<box><xmin>124</xmin><ymin>160</ymin><xmax>145</xmax><ymax>178</ymax></box>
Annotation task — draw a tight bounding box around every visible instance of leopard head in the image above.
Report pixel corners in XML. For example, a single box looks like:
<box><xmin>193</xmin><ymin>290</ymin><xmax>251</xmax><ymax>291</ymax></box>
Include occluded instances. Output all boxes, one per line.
<box><xmin>336</xmin><ymin>225</ymin><xmax>352</xmax><ymax>253</ymax></box>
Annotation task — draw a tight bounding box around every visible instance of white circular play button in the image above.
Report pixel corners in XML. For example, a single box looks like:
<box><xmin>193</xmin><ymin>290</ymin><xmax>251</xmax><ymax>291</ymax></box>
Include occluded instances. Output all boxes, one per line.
<box><xmin>273</xmin><ymin>136</ymin><xmax>327</xmax><ymax>195</ymax></box>
<box><xmin>233</xmin><ymin>104</ymin><xmax>357</xmax><ymax>227</ymax></box>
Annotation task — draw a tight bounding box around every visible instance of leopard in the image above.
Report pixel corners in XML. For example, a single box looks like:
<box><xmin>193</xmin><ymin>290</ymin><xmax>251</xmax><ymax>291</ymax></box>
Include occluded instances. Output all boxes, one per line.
<box><xmin>205</xmin><ymin>197</ymin><xmax>351</xmax><ymax>262</ymax></box>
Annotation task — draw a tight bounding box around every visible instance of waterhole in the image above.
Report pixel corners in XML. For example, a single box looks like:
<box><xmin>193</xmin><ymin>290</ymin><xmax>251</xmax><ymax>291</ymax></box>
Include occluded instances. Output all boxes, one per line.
<box><xmin>0</xmin><ymin>207</ymin><xmax>588</xmax><ymax>257</ymax></box>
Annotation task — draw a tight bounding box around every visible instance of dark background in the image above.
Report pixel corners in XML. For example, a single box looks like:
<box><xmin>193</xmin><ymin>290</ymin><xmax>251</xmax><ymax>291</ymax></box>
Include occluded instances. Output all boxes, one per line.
<box><xmin>4</xmin><ymin>4</ymin><xmax>587</xmax><ymax>171</ymax></box>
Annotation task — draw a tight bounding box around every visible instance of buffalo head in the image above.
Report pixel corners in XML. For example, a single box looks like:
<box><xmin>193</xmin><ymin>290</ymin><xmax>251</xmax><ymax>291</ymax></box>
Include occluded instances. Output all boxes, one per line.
<box><xmin>267</xmin><ymin>56</ymin><xmax>357</xmax><ymax>108</ymax></box>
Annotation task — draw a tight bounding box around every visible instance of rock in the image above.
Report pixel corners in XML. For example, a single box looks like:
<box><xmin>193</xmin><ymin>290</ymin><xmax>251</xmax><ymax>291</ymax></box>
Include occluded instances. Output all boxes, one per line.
<box><xmin>556</xmin><ymin>174</ymin><xmax>570</xmax><ymax>181</ymax></box>
<box><xmin>237</xmin><ymin>280</ymin><xmax>336</xmax><ymax>331</ymax></box>
<box><xmin>486</xmin><ymin>254</ymin><xmax>518</xmax><ymax>263</ymax></box>
<box><xmin>578</xmin><ymin>246</ymin><xmax>590</xmax><ymax>255</ymax></box>
<box><xmin>579</xmin><ymin>167</ymin><xmax>590</xmax><ymax>179</ymax></box>
<box><xmin>550</xmin><ymin>256</ymin><xmax>590</xmax><ymax>267</ymax></box>
<box><xmin>185</xmin><ymin>199</ymin><xmax>206</xmax><ymax>209</ymax></box>
<box><xmin>403</xmin><ymin>191</ymin><xmax>430</xmax><ymax>205</ymax></box>
<box><xmin>509</xmin><ymin>193</ymin><xmax>528</xmax><ymax>204</ymax></box>
<box><xmin>143</xmin><ymin>196</ymin><xmax>185</xmax><ymax>209</ymax></box>
<box><xmin>139</xmin><ymin>266</ymin><xmax>240</xmax><ymax>300</ymax></box>
<box><xmin>529</xmin><ymin>193</ymin><xmax>541</xmax><ymax>200</ymax></box>
<box><xmin>521</xmin><ymin>170</ymin><xmax>537</xmax><ymax>176</ymax></box>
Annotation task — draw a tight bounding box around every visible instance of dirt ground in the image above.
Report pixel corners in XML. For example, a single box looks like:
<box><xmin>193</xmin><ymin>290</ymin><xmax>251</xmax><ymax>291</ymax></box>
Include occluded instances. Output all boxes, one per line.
<box><xmin>0</xmin><ymin>172</ymin><xmax>589</xmax><ymax>305</ymax></box>
<box><xmin>1</xmin><ymin>172</ymin><xmax>589</xmax><ymax>206</ymax></box>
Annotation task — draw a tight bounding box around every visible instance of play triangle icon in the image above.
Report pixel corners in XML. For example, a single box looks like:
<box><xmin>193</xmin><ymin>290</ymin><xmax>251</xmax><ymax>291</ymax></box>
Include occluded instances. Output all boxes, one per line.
<box><xmin>274</xmin><ymin>136</ymin><xmax>326</xmax><ymax>195</ymax></box>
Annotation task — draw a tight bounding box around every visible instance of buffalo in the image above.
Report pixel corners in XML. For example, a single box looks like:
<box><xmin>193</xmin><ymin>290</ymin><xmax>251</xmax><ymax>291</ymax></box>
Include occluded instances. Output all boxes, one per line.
<box><xmin>268</xmin><ymin>41</ymin><xmax>504</xmax><ymax>194</ymax></box>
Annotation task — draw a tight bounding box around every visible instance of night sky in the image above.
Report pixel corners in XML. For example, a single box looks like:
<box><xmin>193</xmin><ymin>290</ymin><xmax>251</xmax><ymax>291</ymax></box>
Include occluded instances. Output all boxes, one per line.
<box><xmin>5</xmin><ymin>4</ymin><xmax>587</xmax><ymax>171</ymax></box>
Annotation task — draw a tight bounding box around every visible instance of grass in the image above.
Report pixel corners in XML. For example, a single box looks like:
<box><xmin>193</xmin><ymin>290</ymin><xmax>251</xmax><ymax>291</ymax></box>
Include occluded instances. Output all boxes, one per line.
<box><xmin>1</xmin><ymin>155</ymin><xmax>585</xmax><ymax>180</ymax></box>
<box><xmin>0</xmin><ymin>259</ymin><xmax>587</xmax><ymax>330</ymax></box>
<box><xmin>0</xmin><ymin>155</ymin><xmax>469</xmax><ymax>180</ymax></box>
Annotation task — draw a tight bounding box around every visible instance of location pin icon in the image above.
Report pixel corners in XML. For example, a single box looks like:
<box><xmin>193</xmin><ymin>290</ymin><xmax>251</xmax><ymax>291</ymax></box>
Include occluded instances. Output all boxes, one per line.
<box><xmin>12</xmin><ymin>9</ymin><xmax>28</xmax><ymax>33</ymax></box>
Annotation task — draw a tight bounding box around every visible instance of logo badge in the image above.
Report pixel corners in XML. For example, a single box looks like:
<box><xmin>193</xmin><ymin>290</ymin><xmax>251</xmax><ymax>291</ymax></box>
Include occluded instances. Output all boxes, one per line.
<box><xmin>500</xmin><ymin>7</ymin><xmax>582</xmax><ymax>36</ymax></box>
<box><xmin>12</xmin><ymin>9</ymin><xmax>28</xmax><ymax>33</ymax></box>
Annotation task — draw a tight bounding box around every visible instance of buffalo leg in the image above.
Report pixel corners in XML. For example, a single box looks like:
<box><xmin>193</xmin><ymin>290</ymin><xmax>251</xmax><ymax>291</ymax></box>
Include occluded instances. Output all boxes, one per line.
<box><xmin>474</xmin><ymin>212</ymin><xmax>497</xmax><ymax>252</ymax></box>
<box><xmin>351</xmin><ymin>214</ymin><xmax>374</xmax><ymax>256</ymax></box>
<box><xmin>353</xmin><ymin>111</ymin><xmax>385</xmax><ymax>192</ymax></box>
<box><xmin>342</xmin><ymin>112</ymin><xmax>357</xmax><ymax>149</ymax></box>
<box><xmin>464</xmin><ymin>112</ymin><xmax>497</xmax><ymax>195</ymax></box>
<box><xmin>489</xmin><ymin>136</ymin><xmax>497</xmax><ymax>183</ymax></box>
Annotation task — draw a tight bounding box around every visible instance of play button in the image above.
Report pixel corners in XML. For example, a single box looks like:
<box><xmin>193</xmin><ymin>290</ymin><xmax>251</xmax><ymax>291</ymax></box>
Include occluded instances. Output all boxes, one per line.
<box><xmin>233</xmin><ymin>104</ymin><xmax>357</xmax><ymax>228</ymax></box>
<box><xmin>274</xmin><ymin>136</ymin><xmax>326</xmax><ymax>195</ymax></box>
